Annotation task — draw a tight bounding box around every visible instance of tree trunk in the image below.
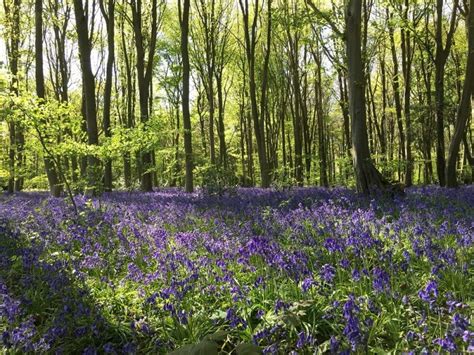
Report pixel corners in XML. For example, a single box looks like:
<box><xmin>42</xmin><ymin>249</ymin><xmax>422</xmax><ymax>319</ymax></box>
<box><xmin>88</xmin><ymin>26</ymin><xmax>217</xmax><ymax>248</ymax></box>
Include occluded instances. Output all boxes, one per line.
<box><xmin>401</xmin><ymin>1</ymin><xmax>413</xmax><ymax>186</ymax></box>
<box><xmin>73</xmin><ymin>0</ymin><xmax>100</xmax><ymax>195</ymax></box>
<box><xmin>239</xmin><ymin>0</ymin><xmax>271</xmax><ymax>188</ymax></box>
<box><xmin>347</xmin><ymin>0</ymin><xmax>389</xmax><ymax>194</ymax></box>
<box><xmin>4</xmin><ymin>0</ymin><xmax>21</xmax><ymax>193</ymax></box>
<box><xmin>435</xmin><ymin>0</ymin><xmax>458</xmax><ymax>186</ymax></box>
<box><xmin>36</xmin><ymin>0</ymin><xmax>62</xmax><ymax>197</ymax></box>
<box><xmin>130</xmin><ymin>0</ymin><xmax>159</xmax><ymax>192</ymax></box>
<box><xmin>388</xmin><ymin>9</ymin><xmax>405</xmax><ymax>181</ymax></box>
<box><xmin>446</xmin><ymin>0</ymin><xmax>474</xmax><ymax>187</ymax></box>
<box><xmin>180</xmin><ymin>0</ymin><xmax>193</xmax><ymax>192</ymax></box>
<box><xmin>99</xmin><ymin>0</ymin><xmax>115</xmax><ymax>192</ymax></box>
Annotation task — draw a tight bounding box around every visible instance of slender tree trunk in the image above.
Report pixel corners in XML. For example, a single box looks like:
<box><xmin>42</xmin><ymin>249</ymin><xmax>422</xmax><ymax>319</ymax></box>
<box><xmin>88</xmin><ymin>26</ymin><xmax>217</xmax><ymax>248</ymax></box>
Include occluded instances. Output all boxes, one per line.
<box><xmin>315</xmin><ymin>50</ymin><xmax>328</xmax><ymax>187</ymax></box>
<box><xmin>401</xmin><ymin>2</ymin><xmax>413</xmax><ymax>186</ymax></box>
<box><xmin>130</xmin><ymin>0</ymin><xmax>159</xmax><ymax>191</ymax></box>
<box><xmin>435</xmin><ymin>0</ymin><xmax>458</xmax><ymax>186</ymax></box>
<box><xmin>180</xmin><ymin>0</ymin><xmax>193</xmax><ymax>192</ymax></box>
<box><xmin>36</xmin><ymin>0</ymin><xmax>62</xmax><ymax>196</ymax></box>
<box><xmin>4</xmin><ymin>0</ymin><xmax>21</xmax><ymax>193</ymax></box>
<box><xmin>120</xmin><ymin>12</ymin><xmax>133</xmax><ymax>188</ymax></box>
<box><xmin>388</xmin><ymin>9</ymin><xmax>405</xmax><ymax>181</ymax></box>
<box><xmin>239</xmin><ymin>0</ymin><xmax>270</xmax><ymax>188</ymax></box>
<box><xmin>73</xmin><ymin>0</ymin><xmax>100</xmax><ymax>195</ymax></box>
<box><xmin>216</xmin><ymin>73</ymin><xmax>227</xmax><ymax>169</ymax></box>
<box><xmin>99</xmin><ymin>0</ymin><xmax>115</xmax><ymax>192</ymax></box>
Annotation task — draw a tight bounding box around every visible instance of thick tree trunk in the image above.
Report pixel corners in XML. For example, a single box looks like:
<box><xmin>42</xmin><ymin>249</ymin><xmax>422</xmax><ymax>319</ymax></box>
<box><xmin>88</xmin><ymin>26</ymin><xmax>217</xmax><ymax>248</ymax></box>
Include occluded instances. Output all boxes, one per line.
<box><xmin>446</xmin><ymin>0</ymin><xmax>474</xmax><ymax>187</ymax></box>
<box><xmin>347</xmin><ymin>0</ymin><xmax>390</xmax><ymax>195</ymax></box>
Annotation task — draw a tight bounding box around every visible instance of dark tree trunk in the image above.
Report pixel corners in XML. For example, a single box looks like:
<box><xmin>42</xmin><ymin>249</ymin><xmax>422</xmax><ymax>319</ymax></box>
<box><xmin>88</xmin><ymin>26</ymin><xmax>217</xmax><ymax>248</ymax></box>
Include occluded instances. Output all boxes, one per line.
<box><xmin>434</xmin><ymin>0</ymin><xmax>458</xmax><ymax>186</ymax></box>
<box><xmin>314</xmin><ymin>48</ymin><xmax>328</xmax><ymax>187</ymax></box>
<box><xmin>216</xmin><ymin>72</ymin><xmax>227</xmax><ymax>169</ymax></box>
<box><xmin>4</xmin><ymin>0</ymin><xmax>21</xmax><ymax>193</ymax></box>
<box><xmin>120</xmin><ymin>12</ymin><xmax>134</xmax><ymax>188</ymax></box>
<box><xmin>99</xmin><ymin>0</ymin><xmax>115</xmax><ymax>192</ymax></box>
<box><xmin>446</xmin><ymin>0</ymin><xmax>474</xmax><ymax>187</ymax></box>
<box><xmin>401</xmin><ymin>0</ymin><xmax>414</xmax><ymax>186</ymax></box>
<box><xmin>130</xmin><ymin>0</ymin><xmax>159</xmax><ymax>191</ymax></box>
<box><xmin>36</xmin><ymin>0</ymin><xmax>62</xmax><ymax>197</ymax></box>
<box><xmin>179</xmin><ymin>0</ymin><xmax>193</xmax><ymax>192</ymax></box>
<box><xmin>239</xmin><ymin>0</ymin><xmax>271</xmax><ymax>188</ymax></box>
<box><xmin>73</xmin><ymin>0</ymin><xmax>100</xmax><ymax>195</ymax></box>
<box><xmin>388</xmin><ymin>9</ymin><xmax>405</xmax><ymax>181</ymax></box>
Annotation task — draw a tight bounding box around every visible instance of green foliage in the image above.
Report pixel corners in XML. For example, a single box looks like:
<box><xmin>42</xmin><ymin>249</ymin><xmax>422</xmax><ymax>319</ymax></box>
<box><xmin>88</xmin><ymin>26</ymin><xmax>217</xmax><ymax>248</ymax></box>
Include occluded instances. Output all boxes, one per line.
<box><xmin>196</xmin><ymin>164</ymin><xmax>238</xmax><ymax>195</ymax></box>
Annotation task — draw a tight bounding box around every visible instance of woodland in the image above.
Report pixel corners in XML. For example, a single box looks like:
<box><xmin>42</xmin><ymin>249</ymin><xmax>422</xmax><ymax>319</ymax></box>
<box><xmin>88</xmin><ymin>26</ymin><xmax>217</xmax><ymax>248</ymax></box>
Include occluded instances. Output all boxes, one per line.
<box><xmin>0</xmin><ymin>0</ymin><xmax>471</xmax><ymax>195</ymax></box>
<box><xmin>0</xmin><ymin>0</ymin><xmax>473</xmax><ymax>354</ymax></box>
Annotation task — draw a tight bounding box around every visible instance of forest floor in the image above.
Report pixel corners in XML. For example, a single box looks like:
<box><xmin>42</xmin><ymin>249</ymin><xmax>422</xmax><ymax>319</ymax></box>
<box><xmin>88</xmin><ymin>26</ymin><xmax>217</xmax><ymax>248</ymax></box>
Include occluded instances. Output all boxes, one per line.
<box><xmin>0</xmin><ymin>187</ymin><xmax>473</xmax><ymax>354</ymax></box>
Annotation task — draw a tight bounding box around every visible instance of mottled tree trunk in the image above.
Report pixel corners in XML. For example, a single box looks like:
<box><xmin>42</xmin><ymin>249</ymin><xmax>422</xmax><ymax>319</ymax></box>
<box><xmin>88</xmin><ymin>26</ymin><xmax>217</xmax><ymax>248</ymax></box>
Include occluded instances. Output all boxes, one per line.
<box><xmin>179</xmin><ymin>0</ymin><xmax>193</xmax><ymax>192</ymax></box>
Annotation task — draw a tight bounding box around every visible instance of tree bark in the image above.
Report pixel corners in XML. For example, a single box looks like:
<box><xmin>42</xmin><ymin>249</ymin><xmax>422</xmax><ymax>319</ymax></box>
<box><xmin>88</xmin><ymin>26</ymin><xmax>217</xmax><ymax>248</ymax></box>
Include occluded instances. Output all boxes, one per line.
<box><xmin>239</xmin><ymin>0</ymin><xmax>271</xmax><ymax>188</ymax></box>
<box><xmin>388</xmin><ymin>9</ymin><xmax>405</xmax><ymax>181</ymax></box>
<box><xmin>130</xmin><ymin>0</ymin><xmax>159</xmax><ymax>191</ymax></box>
<box><xmin>179</xmin><ymin>0</ymin><xmax>193</xmax><ymax>192</ymax></box>
<box><xmin>446</xmin><ymin>0</ymin><xmax>474</xmax><ymax>187</ymax></box>
<box><xmin>347</xmin><ymin>0</ymin><xmax>390</xmax><ymax>194</ymax></box>
<box><xmin>73</xmin><ymin>0</ymin><xmax>100</xmax><ymax>195</ymax></box>
<box><xmin>36</xmin><ymin>0</ymin><xmax>62</xmax><ymax>197</ymax></box>
<box><xmin>99</xmin><ymin>0</ymin><xmax>115</xmax><ymax>192</ymax></box>
<box><xmin>434</xmin><ymin>0</ymin><xmax>458</xmax><ymax>186</ymax></box>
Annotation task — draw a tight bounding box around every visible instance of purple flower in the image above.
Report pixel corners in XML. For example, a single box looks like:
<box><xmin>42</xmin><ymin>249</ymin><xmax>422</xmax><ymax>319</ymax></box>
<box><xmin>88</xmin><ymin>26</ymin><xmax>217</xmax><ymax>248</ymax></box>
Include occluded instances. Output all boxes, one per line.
<box><xmin>372</xmin><ymin>267</ymin><xmax>390</xmax><ymax>293</ymax></box>
<box><xmin>296</xmin><ymin>331</ymin><xmax>314</xmax><ymax>348</ymax></box>
<box><xmin>329</xmin><ymin>335</ymin><xmax>339</xmax><ymax>353</ymax></box>
<box><xmin>343</xmin><ymin>315</ymin><xmax>362</xmax><ymax>351</ymax></box>
<box><xmin>406</xmin><ymin>331</ymin><xmax>417</xmax><ymax>342</ymax></box>
<box><xmin>226</xmin><ymin>307</ymin><xmax>246</xmax><ymax>329</ymax></box>
<box><xmin>433</xmin><ymin>335</ymin><xmax>457</xmax><ymax>352</ymax></box>
<box><xmin>274</xmin><ymin>299</ymin><xmax>289</xmax><ymax>314</ymax></box>
<box><xmin>320</xmin><ymin>264</ymin><xmax>336</xmax><ymax>283</ymax></box>
<box><xmin>301</xmin><ymin>277</ymin><xmax>314</xmax><ymax>292</ymax></box>
<box><xmin>418</xmin><ymin>280</ymin><xmax>438</xmax><ymax>304</ymax></box>
<box><xmin>103</xmin><ymin>343</ymin><xmax>115</xmax><ymax>353</ymax></box>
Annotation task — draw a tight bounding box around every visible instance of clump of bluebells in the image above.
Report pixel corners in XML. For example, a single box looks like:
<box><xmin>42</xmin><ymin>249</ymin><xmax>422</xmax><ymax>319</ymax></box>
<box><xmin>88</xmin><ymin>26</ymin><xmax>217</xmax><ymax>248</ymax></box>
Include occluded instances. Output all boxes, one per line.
<box><xmin>0</xmin><ymin>186</ymin><xmax>473</xmax><ymax>353</ymax></box>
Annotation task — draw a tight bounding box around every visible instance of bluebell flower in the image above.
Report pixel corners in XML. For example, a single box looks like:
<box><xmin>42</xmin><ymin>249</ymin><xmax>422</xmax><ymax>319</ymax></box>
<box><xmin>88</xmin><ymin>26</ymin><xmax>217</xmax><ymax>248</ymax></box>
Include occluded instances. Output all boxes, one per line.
<box><xmin>329</xmin><ymin>335</ymin><xmax>339</xmax><ymax>353</ymax></box>
<box><xmin>433</xmin><ymin>335</ymin><xmax>457</xmax><ymax>352</ymax></box>
<box><xmin>103</xmin><ymin>343</ymin><xmax>115</xmax><ymax>353</ymax></box>
<box><xmin>320</xmin><ymin>264</ymin><xmax>336</xmax><ymax>283</ymax></box>
<box><xmin>301</xmin><ymin>277</ymin><xmax>314</xmax><ymax>292</ymax></box>
<box><xmin>296</xmin><ymin>331</ymin><xmax>314</xmax><ymax>348</ymax></box>
<box><xmin>418</xmin><ymin>280</ymin><xmax>438</xmax><ymax>304</ymax></box>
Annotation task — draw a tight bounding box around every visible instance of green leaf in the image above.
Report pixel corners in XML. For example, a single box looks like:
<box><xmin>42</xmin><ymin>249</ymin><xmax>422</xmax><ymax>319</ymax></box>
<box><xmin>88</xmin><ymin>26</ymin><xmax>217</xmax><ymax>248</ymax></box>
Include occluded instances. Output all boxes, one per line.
<box><xmin>169</xmin><ymin>340</ymin><xmax>219</xmax><ymax>355</ymax></box>
<box><xmin>235</xmin><ymin>342</ymin><xmax>262</xmax><ymax>355</ymax></box>
<box><xmin>204</xmin><ymin>330</ymin><xmax>228</xmax><ymax>342</ymax></box>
